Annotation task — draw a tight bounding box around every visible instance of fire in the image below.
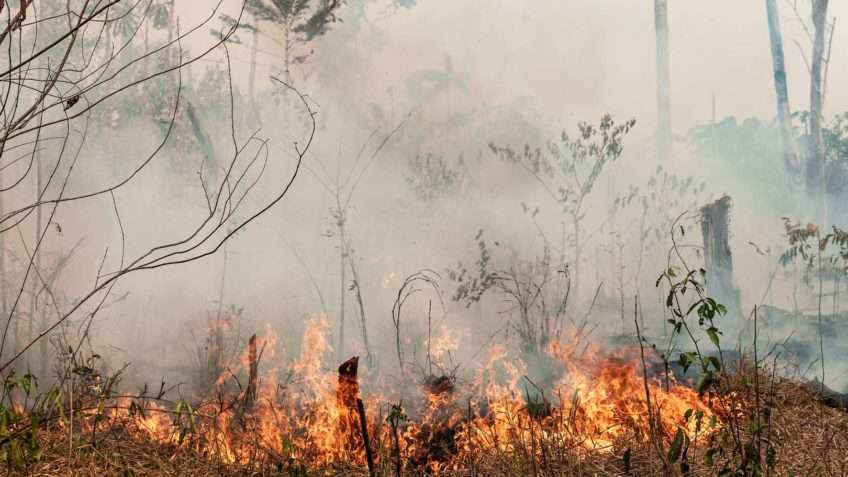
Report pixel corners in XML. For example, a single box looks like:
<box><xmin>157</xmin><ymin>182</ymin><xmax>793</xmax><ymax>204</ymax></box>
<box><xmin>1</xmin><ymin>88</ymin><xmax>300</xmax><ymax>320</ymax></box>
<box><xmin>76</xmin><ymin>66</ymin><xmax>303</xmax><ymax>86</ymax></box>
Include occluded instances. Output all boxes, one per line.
<box><xmin>103</xmin><ymin>316</ymin><xmax>717</xmax><ymax>471</ymax></box>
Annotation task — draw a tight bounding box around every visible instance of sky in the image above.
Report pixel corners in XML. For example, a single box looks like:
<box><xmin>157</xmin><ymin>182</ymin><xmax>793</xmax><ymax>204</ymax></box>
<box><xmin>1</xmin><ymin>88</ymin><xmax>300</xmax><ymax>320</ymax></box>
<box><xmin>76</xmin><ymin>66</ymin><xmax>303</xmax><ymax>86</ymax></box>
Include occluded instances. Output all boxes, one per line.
<box><xmin>194</xmin><ymin>0</ymin><xmax>848</xmax><ymax>140</ymax></box>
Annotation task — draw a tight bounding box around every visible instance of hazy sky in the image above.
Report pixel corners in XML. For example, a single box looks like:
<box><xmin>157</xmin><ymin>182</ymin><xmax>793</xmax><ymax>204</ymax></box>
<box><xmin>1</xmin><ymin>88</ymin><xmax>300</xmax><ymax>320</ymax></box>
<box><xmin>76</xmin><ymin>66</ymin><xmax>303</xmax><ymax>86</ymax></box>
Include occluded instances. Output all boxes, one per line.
<box><xmin>367</xmin><ymin>0</ymin><xmax>847</xmax><ymax>131</ymax></box>
<box><xmin>170</xmin><ymin>0</ymin><xmax>848</xmax><ymax>151</ymax></box>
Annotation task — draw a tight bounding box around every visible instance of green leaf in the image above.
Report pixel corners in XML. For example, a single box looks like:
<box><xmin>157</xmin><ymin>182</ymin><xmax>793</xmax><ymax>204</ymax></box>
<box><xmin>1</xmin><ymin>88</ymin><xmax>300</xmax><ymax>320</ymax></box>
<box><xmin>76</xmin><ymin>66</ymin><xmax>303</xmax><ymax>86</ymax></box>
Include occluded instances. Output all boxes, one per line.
<box><xmin>707</xmin><ymin>327</ymin><xmax>721</xmax><ymax>349</ymax></box>
<box><xmin>668</xmin><ymin>428</ymin><xmax>684</xmax><ymax>463</ymax></box>
<box><xmin>706</xmin><ymin>356</ymin><xmax>721</xmax><ymax>372</ymax></box>
<box><xmin>20</xmin><ymin>374</ymin><xmax>36</xmax><ymax>395</ymax></box>
<box><xmin>678</xmin><ymin>353</ymin><xmax>695</xmax><ymax>374</ymax></box>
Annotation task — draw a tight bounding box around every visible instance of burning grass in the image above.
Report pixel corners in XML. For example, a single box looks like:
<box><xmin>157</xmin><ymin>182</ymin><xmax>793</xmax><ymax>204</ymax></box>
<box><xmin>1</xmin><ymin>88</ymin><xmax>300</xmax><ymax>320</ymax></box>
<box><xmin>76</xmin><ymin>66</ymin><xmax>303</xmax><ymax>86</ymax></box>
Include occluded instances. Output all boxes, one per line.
<box><xmin>3</xmin><ymin>316</ymin><xmax>848</xmax><ymax>476</ymax></box>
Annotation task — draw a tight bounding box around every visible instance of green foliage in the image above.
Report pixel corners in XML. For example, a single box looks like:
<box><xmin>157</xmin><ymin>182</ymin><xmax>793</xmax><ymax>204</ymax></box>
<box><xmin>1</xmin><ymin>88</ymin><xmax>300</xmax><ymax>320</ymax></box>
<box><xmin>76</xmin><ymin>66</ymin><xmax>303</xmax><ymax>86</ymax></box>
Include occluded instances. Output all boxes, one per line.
<box><xmin>657</xmin><ymin>264</ymin><xmax>726</xmax><ymax>396</ymax></box>
<box><xmin>447</xmin><ymin>229</ymin><xmax>565</xmax><ymax>354</ymax></box>
<box><xmin>654</xmin><ymin>236</ymin><xmax>787</xmax><ymax>476</ymax></box>
<box><xmin>173</xmin><ymin>399</ymin><xmax>196</xmax><ymax>444</ymax></box>
<box><xmin>446</xmin><ymin>229</ymin><xmax>499</xmax><ymax>307</ymax></box>
<box><xmin>688</xmin><ymin>117</ymin><xmax>781</xmax><ymax>166</ymax></box>
<box><xmin>406</xmin><ymin>53</ymin><xmax>469</xmax><ymax>99</ymax></box>
<box><xmin>689</xmin><ymin>112</ymin><xmax>848</xmax><ymax>203</ymax></box>
<box><xmin>216</xmin><ymin>0</ymin><xmax>344</xmax><ymax>80</ymax></box>
<box><xmin>638</xmin><ymin>166</ymin><xmax>707</xmax><ymax>247</ymax></box>
<box><xmin>404</xmin><ymin>153</ymin><xmax>468</xmax><ymax>201</ymax></box>
<box><xmin>393</xmin><ymin>0</ymin><xmax>418</xmax><ymax>9</ymax></box>
<box><xmin>490</xmin><ymin>115</ymin><xmax>636</xmax><ymax>217</ymax></box>
<box><xmin>0</xmin><ymin>372</ymin><xmax>63</xmax><ymax>470</ymax></box>
<box><xmin>780</xmin><ymin>219</ymin><xmax>848</xmax><ymax>284</ymax></box>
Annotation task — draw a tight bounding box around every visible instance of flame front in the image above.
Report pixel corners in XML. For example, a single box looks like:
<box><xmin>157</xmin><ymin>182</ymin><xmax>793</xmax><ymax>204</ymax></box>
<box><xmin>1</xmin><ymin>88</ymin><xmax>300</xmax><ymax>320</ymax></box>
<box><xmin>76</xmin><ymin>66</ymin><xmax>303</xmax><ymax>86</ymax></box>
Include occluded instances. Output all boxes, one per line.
<box><xmin>113</xmin><ymin>316</ymin><xmax>717</xmax><ymax>472</ymax></box>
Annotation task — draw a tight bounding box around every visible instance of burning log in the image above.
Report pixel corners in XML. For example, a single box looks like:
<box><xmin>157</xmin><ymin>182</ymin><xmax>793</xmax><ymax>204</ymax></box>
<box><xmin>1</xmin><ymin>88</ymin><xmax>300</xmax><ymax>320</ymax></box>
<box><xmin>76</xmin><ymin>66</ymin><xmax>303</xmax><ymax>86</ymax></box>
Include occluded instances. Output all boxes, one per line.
<box><xmin>701</xmin><ymin>195</ymin><xmax>741</xmax><ymax>313</ymax></box>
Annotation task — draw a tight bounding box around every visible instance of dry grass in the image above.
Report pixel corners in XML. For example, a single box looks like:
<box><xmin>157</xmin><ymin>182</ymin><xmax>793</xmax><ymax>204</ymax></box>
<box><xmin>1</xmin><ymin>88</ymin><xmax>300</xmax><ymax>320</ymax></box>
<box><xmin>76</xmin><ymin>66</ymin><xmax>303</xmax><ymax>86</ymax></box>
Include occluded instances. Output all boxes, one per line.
<box><xmin>6</xmin><ymin>377</ymin><xmax>848</xmax><ymax>477</ymax></box>
<box><xmin>765</xmin><ymin>380</ymin><xmax>848</xmax><ymax>476</ymax></box>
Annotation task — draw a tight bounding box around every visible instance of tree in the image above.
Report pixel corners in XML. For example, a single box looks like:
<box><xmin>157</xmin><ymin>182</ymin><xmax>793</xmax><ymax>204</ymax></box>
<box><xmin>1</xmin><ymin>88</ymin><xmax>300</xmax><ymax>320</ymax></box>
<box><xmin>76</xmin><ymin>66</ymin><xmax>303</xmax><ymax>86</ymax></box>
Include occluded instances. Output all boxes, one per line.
<box><xmin>406</xmin><ymin>53</ymin><xmax>469</xmax><ymax>122</ymax></box>
<box><xmin>807</xmin><ymin>0</ymin><xmax>829</xmax><ymax>219</ymax></box>
<box><xmin>306</xmin><ymin>123</ymin><xmax>404</xmax><ymax>364</ymax></box>
<box><xmin>490</xmin><ymin>115</ymin><xmax>636</xmax><ymax>303</ymax></box>
<box><xmin>0</xmin><ymin>0</ymin><xmax>317</xmax><ymax>375</ymax></box>
<box><xmin>220</xmin><ymin>0</ymin><xmax>345</xmax><ymax>85</ymax></box>
<box><xmin>766</xmin><ymin>0</ymin><xmax>800</xmax><ymax>170</ymax></box>
<box><xmin>654</xmin><ymin>0</ymin><xmax>672</xmax><ymax>161</ymax></box>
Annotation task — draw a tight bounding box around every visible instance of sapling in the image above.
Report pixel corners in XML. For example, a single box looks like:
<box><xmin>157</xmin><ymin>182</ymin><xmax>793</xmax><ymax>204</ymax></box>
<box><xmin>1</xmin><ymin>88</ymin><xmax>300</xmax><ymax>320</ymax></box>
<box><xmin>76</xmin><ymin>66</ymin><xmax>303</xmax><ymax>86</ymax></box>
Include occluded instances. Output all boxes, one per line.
<box><xmin>490</xmin><ymin>115</ymin><xmax>636</xmax><ymax>305</ymax></box>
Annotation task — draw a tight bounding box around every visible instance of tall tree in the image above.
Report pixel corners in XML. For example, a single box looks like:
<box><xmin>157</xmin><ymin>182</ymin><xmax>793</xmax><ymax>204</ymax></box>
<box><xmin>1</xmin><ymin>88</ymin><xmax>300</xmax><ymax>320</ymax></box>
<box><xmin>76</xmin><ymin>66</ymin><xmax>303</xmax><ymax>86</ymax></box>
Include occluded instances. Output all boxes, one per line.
<box><xmin>765</xmin><ymin>0</ymin><xmax>799</xmax><ymax>170</ymax></box>
<box><xmin>654</xmin><ymin>0</ymin><xmax>672</xmax><ymax>161</ymax></box>
<box><xmin>226</xmin><ymin>0</ymin><xmax>344</xmax><ymax>84</ymax></box>
<box><xmin>807</xmin><ymin>0</ymin><xmax>829</xmax><ymax>217</ymax></box>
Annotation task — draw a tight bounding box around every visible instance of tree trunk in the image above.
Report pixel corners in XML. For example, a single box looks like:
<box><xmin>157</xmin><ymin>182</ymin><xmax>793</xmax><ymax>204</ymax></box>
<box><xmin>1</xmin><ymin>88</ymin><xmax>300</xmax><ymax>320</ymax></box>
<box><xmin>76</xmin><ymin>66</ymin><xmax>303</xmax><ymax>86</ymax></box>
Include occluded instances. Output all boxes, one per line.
<box><xmin>143</xmin><ymin>17</ymin><xmax>150</xmax><ymax>78</ymax></box>
<box><xmin>35</xmin><ymin>141</ymin><xmax>46</xmax><ymax>379</ymax></box>
<box><xmin>0</xmin><ymin>169</ymin><xmax>6</xmax><ymax>363</ymax></box>
<box><xmin>701</xmin><ymin>196</ymin><xmax>740</xmax><ymax>314</ymax></box>
<box><xmin>337</xmin><ymin>208</ymin><xmax>347</xmax><ymax>360</ymax></box>
<box><xmin>284</xmin><ymin>24</ymin><xmax>292</xmax><ymax>84</ymax></box>
<box><xmin>248</xmin><ymin>16</ymin><xmax>261</xmax><ymax>127</ymax></box>
<box><xmin>347</xmin><ymin>245</ymin><xmax>372</xmax><ymax>365</ymax></box>
<box><xmin>807</xmin><ymin>0</ymin><xmax>829</xmax><ymax>221</ymax></box>
<box><xmin>654</xmin><ymin>0</ymin><xmax>672</xmax><ymax>161</ymax></box>
<box><xmin>766</xmin><ymin>0</ymin><xmax>799</xmax><ymax>170</ymax></box>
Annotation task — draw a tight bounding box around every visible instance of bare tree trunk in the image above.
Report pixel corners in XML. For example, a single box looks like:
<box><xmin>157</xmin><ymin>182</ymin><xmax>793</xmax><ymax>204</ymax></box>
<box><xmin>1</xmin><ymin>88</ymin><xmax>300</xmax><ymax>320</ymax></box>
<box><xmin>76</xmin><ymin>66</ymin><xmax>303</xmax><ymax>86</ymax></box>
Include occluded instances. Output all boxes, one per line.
<box><xmin>572</xmin><ymin>212</ymin><xmax>581</xmax><ymax>303</ymax></box>
<box><xmin>807</xmin><ymin>0</ymin><xmax>828</xmax><ymax>221</ymax></box>
<box><xmin>36</xmin><ymin>144</ymin><xmax>47</xmax><ymax>379</ymax></box>
<box><xmin>30</xmin><ymin>111</ymin><xmax>45</xmax><ymax>373</ymax></box>
<box><xmin>347</xmin><ymin>245</ymin><xmax>372</xmax><ymax>365</ymax></box>
<box><xmin>654</xmin><ymin>0</ymin><xmax>672</xmax><ymax>161</ymax></box>
<box><xmin>766</xmin><ymin>0</ymin><xmax>799</xmax><ymax>169</ymax></box>
<box><xmin>143</xmin><ymin>19</ymin><xmax>150</xmax><ymax>79</ymax></box>
<box><xmin>211</xmin><ymin>246</ymin><xmax>228</xmax><ymax>388</ymax></box>
<box><xmin>0</xmin><ymin>169</ymin><xmax>6</xmax><ymax>363</ymax></box>
<box><xmin>284</xmin><ymin>23</ymin><xmax>292</xmax><ymax>84</ymax></box>
<box><xmin>337</xmin><ymin>208</ymin><xmax>347</xmax><ymax>360</ymax></box>
<box><xmin>248</xmin><ymin>16</ymin><xmax>261</xmax><ymax>127</ymax></box>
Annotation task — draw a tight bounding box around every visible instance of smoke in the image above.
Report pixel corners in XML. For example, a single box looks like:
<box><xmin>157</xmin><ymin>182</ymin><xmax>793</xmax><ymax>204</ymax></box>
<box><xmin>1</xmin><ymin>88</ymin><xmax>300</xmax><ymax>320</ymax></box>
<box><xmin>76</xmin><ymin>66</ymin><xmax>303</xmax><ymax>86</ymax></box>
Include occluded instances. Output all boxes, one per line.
<box><xmin>11</xmin><ymin>0</ymin><xmax>848</xmax><ymax>396</ymax></box>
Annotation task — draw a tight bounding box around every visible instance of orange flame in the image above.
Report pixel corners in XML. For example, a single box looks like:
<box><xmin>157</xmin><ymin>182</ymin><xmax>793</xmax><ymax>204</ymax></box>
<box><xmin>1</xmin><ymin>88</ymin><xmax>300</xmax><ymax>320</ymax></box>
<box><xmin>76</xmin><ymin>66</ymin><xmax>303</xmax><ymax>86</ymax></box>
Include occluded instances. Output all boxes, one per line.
<box><xmin>113</xmin><ymin>315</ymin><xmax>718</xmax><ymax>471</ymax></box>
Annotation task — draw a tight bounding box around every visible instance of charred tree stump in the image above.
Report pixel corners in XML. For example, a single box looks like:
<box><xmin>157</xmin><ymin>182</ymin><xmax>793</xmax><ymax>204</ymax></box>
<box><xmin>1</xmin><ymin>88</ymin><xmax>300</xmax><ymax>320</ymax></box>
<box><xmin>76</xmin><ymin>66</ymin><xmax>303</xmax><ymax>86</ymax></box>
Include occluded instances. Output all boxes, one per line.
<box><xmin>246</xmin><ymin>334</ymin><xmax>258</xmax><ymax>408</ymax></box>
<box><xmin>337</xmin><ymin>356</ymin><xmax>360</xmax><ymax>408</ymax></box>
<box><xmin>337</xmin><ymin>357</ymin><xmax>364</xmax><ymax>459</ymax></box>
<box><xmin>356</xmin><ymin>398</ymin><xmax>377</xmax><ymax>477</ymax></box>
<box><xmin>701</xmin><ymin>196</ymin><xmax>741</xmax><ymax>313</ymax></box>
